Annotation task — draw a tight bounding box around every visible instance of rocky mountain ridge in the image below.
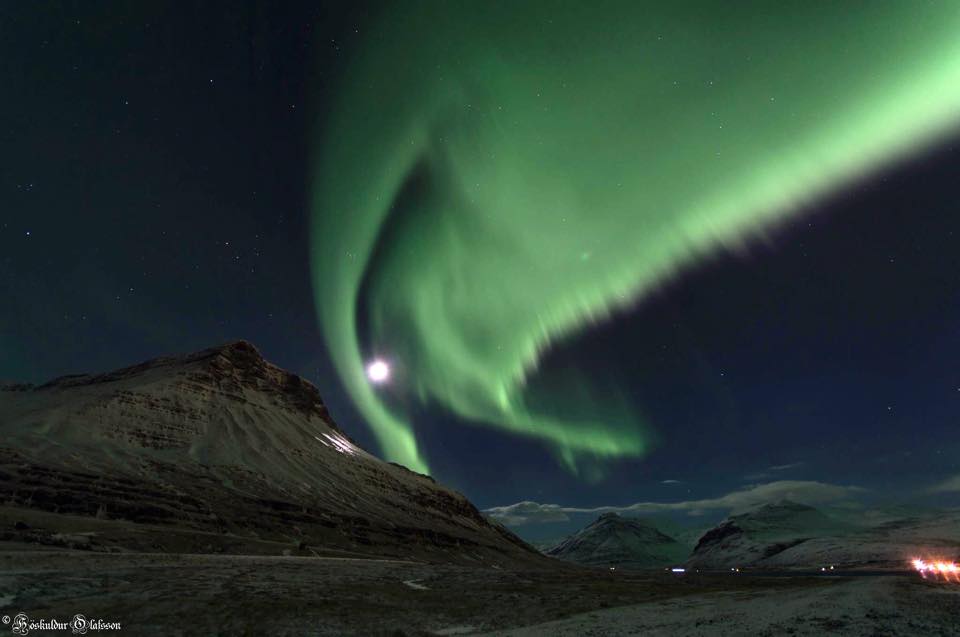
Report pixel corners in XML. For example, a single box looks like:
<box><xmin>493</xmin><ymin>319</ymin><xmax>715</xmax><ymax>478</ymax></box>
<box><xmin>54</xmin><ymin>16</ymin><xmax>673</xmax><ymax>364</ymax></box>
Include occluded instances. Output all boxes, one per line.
<box><xmin>0</xmin><ymin>341</ymin><xmax>540</xmax><ymax>565</ymax></box>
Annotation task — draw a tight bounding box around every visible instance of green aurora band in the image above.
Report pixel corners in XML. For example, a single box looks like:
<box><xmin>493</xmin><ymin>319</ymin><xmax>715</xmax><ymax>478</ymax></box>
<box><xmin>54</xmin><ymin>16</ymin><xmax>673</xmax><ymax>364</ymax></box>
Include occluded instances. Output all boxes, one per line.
<box><xmin>311</xmin><ymin>2</ymin><xmax>960</xmax><ymax>475</ymax></box>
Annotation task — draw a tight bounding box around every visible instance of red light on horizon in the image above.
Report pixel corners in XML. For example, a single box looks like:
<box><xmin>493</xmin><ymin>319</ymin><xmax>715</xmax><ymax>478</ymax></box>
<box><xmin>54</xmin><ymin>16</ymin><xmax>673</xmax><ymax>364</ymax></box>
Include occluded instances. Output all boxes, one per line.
<box><xmin>912</xmin><ymin>558</ymin><xmax>960</xmax><ymax>582</ymax></box>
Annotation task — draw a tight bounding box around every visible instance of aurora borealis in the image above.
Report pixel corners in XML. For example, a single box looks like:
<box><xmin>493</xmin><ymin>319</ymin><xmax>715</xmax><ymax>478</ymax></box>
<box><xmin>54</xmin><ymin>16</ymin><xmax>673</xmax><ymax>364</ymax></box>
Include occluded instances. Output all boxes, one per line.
<box><xmin>6</xmin><ymin>1</ymin><xmax>960</xmax><ymax>518</ymax></box>
<box><xmin>310</xmin><ymin>2</ymin><xmax>960</xmax><ymax>475</ymax></box>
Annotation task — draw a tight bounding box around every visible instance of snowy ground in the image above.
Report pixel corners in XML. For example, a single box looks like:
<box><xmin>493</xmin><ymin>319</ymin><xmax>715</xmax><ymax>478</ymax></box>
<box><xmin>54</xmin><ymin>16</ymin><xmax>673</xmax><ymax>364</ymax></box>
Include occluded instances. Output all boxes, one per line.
<box><xmin>4</xmin><ymin>545</ymin><xmax>957</xmax><ymax>636</ymax></box>
<box><xmin>487</xmin><ymin>576</ymin><xmax>960</xmax><ymax>637</ymax></box>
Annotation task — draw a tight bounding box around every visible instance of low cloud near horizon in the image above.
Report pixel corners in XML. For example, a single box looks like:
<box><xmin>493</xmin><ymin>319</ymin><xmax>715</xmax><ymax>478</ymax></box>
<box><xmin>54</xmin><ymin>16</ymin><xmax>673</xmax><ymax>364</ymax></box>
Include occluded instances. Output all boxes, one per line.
<box><xmin>484</xmin><ymin>480</ymin><xmax>865</xmax><ymax>526</ymax></box>
<box><xmin>768</xmin><ymin>462</ymin><xmax>804</xmax><ymax>472</ymax></box>
<box><xmin>742</xmin><ymin>462</ymin><xmax>805</xmax><ymax>482</ymax></box>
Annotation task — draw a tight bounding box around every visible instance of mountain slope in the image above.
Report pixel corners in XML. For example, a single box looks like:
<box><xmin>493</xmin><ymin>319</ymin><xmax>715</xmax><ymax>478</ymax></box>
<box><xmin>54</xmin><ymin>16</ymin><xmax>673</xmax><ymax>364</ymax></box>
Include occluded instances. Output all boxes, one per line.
<box><xmin>687</xmin><ymin>501</ymin><xmax>848</xmax><ymax>568</ymax></box>
<box><xmin>0</xmin><ymin>341</ymin><xmax>539</xmax><ymax>565</ymax></box>
<box><xmin>687</xmin><ymin>500</ymin><xmax>960</xmax><ymax>569</ymax></box>
<box><xmin>546</xmin><ymin>512</ymin><xmax>688</xmax><ymax>568</ymax></box>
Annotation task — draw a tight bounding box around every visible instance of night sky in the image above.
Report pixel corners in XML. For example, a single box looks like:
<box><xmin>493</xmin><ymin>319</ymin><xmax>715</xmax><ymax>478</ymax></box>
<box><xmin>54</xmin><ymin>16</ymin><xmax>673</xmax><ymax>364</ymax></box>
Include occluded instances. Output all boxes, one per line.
<box><xmin>3</xmin><ymin>2</ymin><xmax>960</xmax><ymax>537</ymax></box>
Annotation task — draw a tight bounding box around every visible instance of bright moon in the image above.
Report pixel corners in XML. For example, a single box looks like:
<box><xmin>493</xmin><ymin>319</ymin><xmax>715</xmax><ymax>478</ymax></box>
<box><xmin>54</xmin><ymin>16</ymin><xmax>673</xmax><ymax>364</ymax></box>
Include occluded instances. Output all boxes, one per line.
<box><xmin>366</xmin><ymin>359</ymin><xmax>390</xmax><ymax>383</ymax></box>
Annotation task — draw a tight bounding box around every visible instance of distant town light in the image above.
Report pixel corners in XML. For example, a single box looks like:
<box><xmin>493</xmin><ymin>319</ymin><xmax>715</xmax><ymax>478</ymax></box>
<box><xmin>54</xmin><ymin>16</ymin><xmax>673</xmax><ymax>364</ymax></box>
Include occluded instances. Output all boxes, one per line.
<box><xmin>912</xmin><ymin>558</ymin><xmax>960</xmax><ymax>582</ymax></box>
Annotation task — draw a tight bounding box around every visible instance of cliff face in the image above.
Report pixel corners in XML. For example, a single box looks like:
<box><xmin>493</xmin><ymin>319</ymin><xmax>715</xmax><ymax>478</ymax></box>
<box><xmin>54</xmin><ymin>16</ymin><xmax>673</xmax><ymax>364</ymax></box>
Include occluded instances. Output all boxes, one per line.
<box><xmin>0</xmin><ymin>341</ymin><xmax>538</xmax><ymax>565</ymax></box>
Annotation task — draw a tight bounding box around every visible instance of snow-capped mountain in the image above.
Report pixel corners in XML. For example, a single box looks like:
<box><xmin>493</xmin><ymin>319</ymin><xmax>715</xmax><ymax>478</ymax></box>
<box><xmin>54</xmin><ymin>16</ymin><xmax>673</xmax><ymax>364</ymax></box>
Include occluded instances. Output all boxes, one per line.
<box><xmin>687</xmin><ymin>500</ymin><xmax>960</xmax><ymax>569</ymax></box>
<box><xmin>546</xmin><ymin>512</ymin><xmax>688</xmax><ymax>568</ymax></box>
<box><xmin>0</xmin><ymin>341</ymin><xmax>537</xmax><ymax>565</ymax></box>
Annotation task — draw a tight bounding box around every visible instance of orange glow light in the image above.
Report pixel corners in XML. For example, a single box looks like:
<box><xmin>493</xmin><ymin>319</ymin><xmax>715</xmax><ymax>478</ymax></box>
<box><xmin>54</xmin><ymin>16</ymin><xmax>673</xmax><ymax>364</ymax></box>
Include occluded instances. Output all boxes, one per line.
<box><xmin>911</xmin><ymin>558</ymin><xmax>960</xmax><ymax>582</ymax></box>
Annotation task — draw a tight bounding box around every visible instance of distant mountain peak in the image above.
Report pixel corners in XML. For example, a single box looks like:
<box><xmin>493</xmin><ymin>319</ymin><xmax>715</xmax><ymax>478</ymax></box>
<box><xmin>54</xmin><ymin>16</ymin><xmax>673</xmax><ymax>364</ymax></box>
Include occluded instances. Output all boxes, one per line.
<box><xmin>688</xmin><ymin>500</ymin><xmax>859</xmax><ymax>569</ymax></box>
<box><xmin>547</xmin><ymin>512</ymin><xmax>686</xmax><ymax>568</ymax></box>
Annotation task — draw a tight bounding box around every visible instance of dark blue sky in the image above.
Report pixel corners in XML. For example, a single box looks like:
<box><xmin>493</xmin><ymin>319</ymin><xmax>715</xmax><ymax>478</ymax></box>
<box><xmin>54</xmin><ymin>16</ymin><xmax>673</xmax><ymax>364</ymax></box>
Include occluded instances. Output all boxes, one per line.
<box><xmin>3</xmin><ymin>2</ymin><xmax>959</xmax><ymax>529</ymax></box>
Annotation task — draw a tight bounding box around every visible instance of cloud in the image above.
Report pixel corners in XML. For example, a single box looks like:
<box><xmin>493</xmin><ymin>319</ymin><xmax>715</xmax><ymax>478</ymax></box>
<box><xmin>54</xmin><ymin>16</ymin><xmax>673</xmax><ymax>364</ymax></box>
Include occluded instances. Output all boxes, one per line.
<box><xmin>930</xmin><ymin>474</ymin><xmax>960</xmax><ymax>493</ymax></box>
<box><xmin>484</xmin><ymin>501</ymin><xmax>571</xmax><ymax>526</ymax></box>
<box><xmin>484</xmin><ymin>480</ymin><xmax>865</xmax><ymax>525</ymax></box>
<box><xmin>743</xmin><ymin>462</ymin><xmax>804</xmax><ymax>481</ymax></box>
<box><xmin>661</xmin><ymin>479</ymin><xmax>683</xmax><ymax>484</ymax></box>
<box><xmin>769</xmin><ymin>462</ymin><xmax>804</xmax><ymax>471</ymax></box>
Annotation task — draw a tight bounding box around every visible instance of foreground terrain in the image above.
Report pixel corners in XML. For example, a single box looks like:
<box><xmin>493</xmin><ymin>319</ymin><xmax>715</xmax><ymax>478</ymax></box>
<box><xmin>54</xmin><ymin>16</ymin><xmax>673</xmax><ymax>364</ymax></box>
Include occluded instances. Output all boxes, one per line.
<box><xmin>496</xmin><ymin>574</ymin><xmax>960</xmax><ymax>637</ymax></box>
<box><xmin>2</xmin><ymin>545</ymin><xmax>958</xmax><ymax>636</ymax></box>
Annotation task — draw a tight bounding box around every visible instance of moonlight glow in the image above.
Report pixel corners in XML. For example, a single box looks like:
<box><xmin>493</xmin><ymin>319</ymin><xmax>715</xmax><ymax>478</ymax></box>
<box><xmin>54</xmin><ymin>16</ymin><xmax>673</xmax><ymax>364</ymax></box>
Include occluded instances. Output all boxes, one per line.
<box><xmin>310</xmin><ymin>2</ymin><xmax>960</xmax><ymax>475</ymax></box>
<box><xmin>366</xmin><ymin>360</ymin><xmax>390</xmax><ymax>384</ymax></box>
